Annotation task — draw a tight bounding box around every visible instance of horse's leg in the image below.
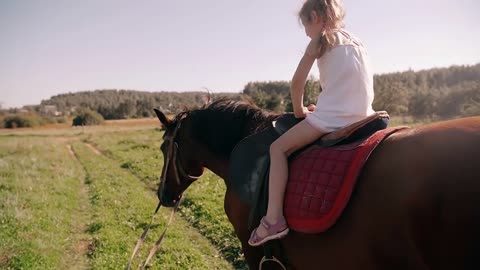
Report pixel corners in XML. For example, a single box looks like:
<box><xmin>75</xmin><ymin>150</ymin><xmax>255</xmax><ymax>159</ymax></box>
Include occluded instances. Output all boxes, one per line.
<box><xmin>224</xmin><ymin>187</ymin><xmax>264</xmax><ymax>269</ymax></box>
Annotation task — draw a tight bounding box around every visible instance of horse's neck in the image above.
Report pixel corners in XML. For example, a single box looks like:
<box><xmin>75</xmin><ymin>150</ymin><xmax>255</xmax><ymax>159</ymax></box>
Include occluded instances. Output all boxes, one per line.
<box><xmin>202</xmin><ymin>115</ymin><xmax>276</xmax><ymax>183</ymax></box>
<box><xmin>205</xmin><ymin>159</ymin><xmax>230</xmax><ymax>182</ymax></box>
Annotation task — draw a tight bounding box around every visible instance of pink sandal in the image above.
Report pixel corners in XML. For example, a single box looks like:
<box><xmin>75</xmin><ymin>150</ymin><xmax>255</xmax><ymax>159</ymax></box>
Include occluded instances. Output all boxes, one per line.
<box><xmin>248</xmin><ymin>216</ymin><xmax>289</xmax><ymax>246</ymax></box>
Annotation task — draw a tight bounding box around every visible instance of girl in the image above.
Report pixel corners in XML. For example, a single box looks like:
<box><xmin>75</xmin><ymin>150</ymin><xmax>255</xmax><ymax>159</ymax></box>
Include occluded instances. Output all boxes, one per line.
<box><xmin>248</xmin><ymin>0</ymin><xmax>375</xmax><ymax>246</ymax></box>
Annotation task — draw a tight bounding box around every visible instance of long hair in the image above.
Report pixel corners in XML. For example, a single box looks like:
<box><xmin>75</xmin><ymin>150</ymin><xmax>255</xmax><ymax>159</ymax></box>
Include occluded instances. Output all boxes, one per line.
<box><xmin>299</xmin><ymin>0</ymin><xmax>345</xmax><ymax>57</ymax></box>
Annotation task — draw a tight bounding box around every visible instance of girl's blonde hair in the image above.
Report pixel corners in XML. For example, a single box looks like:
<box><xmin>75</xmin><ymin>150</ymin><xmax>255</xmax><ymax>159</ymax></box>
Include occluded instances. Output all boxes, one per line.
<box><xmin>299</xmin><ymin>0</ymin><xmax>345</xmax><ymax>57</ymax></box>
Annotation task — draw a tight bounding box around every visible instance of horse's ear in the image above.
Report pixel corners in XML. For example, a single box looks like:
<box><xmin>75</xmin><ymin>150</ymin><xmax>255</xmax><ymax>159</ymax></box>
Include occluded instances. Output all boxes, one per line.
<box><xmin>153</xmin><ymin>108</ymin><xmax>171</xmax><ymax>129</ymax></box>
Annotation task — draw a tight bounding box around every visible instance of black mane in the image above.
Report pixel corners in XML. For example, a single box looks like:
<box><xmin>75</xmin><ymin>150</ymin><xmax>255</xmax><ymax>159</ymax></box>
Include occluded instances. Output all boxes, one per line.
<box><xmin>179</xmin><ymin>98</ymin><xmax>280</xmax><ymax>158</ymax></box>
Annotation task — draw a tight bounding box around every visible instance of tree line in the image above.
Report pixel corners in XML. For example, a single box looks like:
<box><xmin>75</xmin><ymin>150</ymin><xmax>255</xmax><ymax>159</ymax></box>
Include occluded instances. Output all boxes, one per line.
<box><xmin>2</xmin><ymin>63</ymin><xmax>479</xmax><ymax>128</ymax></box>
<box><xmin>40</xmin><ymin>90</ymin><xmax>243</xmax><ymax>119</ymax></box>
<box><xmin>38</xmin><ymin>63</ymin><xmax>479</xmax><ymax>120</ymax></box>
<box><xmin>244</xmin><ymin>63</ymin><xmax>480</xmax><ymax>119</ymax></box>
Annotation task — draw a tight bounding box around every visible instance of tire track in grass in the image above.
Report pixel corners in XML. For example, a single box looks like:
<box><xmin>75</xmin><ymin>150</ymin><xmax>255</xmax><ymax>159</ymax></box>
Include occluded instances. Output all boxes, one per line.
<box><xmin>0</xmin><ymin>136</ymin><xmax>91</xmax><ymax>269</ymax></box>
<box><xmin>84</xmin><ymin>141</ymin><xmax>157</xmax><ymax>194</ymax></box>
<box><xmin>85</xmin><ymin>143</ymin><xmax>102</xmax><ymax>156</ymax></box>
<box><xmin>85</xmin><ymin>131</ymin><xmax>247</xmax><ymax>269</ymax></box>
<box><xmin>74</xmin><ymin>142</ymin><xmax>233</xmax><ymax>269</ymax></box>
<box><xmin>63</xmin><ymin>141</ymin><xmax>91</xmax><ymax>269</ymax></box>
<box><xmin>66</xmin><ymin>143</ymin><xmax>78</xmax><ymax>160</ymax></box>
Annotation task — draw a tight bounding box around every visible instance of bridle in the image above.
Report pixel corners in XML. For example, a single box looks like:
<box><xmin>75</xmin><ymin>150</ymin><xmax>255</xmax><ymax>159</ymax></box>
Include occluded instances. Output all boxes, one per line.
<box><xmin>126</xmin><ymin>114</ymin><xmax>202</xmax><ymax>269</ymax></box>
<box><xmin>160</xmin><ymin>114</ymin><xmax>202</xmax><ymax>189</ymax></box>
<box><xmin>126</xmin><ymin>110</ymin><xmax>288</xmax><ymax>269</ymax></box>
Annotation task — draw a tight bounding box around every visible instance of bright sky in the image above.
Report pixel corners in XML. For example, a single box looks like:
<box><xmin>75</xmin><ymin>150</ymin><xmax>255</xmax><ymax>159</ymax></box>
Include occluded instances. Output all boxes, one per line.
<box><xmin>1</xmin><ymin>0</ymin><xmax>479</xmax><ymax>108</ymax></box>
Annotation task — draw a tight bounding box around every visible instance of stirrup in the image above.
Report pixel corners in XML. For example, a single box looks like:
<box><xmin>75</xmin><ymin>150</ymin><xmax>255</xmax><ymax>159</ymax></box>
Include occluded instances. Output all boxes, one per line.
<box><xmin>259</xmin><ymin>255</ymin><xmax>287</xmax><ymax>270</ymax></box>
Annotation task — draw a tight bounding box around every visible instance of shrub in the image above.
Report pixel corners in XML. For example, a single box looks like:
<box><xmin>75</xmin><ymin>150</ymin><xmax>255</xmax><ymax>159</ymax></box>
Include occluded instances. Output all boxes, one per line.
<box><xmin>72</xmin><ymin>108</ymin><xmax>104</xmax><ymax>126</ymax></box>
<box><xmin>3</xmin><ymin>114</ymin><xmax>39</xmax><ymax>128</ymax></box>
<box><xmin>55</xmin><ymin>116</ymin><xmax>67</xmax><ymax>124</ymax></box>
<box><xmin>40</xmin><ymin>116</ymin><xmax>68</xmax><ymax>125</ymax></box>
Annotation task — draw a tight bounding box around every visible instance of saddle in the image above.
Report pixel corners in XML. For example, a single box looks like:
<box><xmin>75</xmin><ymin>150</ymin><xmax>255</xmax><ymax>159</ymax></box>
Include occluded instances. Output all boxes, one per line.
<box><xmin>229</xmin><ymin>111</ymin><xmax>401</xmax><ymax>233</ymax></box>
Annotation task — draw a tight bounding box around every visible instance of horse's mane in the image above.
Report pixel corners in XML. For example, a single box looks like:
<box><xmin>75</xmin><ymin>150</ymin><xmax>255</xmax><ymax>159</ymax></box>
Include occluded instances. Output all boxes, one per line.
<box><xmin>177</xmin><ymin>97</ymin><xmax>280</xmax><ymax>158</ymax></box>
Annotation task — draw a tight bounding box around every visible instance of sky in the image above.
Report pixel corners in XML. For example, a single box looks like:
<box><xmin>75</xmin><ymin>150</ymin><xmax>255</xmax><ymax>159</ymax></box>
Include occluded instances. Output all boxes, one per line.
<box><xmin>1</xmin><ymin>0</ymin><xmax>479</xmax><ymax>108</ymax></box>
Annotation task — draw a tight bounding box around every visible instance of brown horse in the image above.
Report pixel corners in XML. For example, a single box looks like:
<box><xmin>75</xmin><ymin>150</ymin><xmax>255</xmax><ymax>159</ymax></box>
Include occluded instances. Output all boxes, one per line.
<box><xmin>154</xmin><ymin>99</ymin><xmax>480</xmax><ymax>270</ymax></box>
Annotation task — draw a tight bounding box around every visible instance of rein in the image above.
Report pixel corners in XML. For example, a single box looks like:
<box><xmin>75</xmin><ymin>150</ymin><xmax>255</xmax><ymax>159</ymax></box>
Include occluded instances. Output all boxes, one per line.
<box><xmin>126</xmin><ymin>116</ymin><xmax>201</xmax><ymax>269</ymax></box>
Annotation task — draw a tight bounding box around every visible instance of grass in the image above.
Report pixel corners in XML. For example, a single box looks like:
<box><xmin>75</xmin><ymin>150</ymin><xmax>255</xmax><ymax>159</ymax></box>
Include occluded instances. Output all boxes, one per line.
<box><xmin>0</xmin><ymin>136</ymin><xmax>88</xmax><ymax>269</ymax></box>
<box><xmin>85</xmin><ymin>128</ymin><xmax>247</xmax><ymax>269</ymax></box>
<box><xmin>72</xmin><ymin>142</ymin><xmax>233</xmax><ymax>269</ymax></box>
<box><xmin>0</xmin><ymin>120</ymin><xmax>238</xmax><ymax>269</ymax></box>
<box><xmin>83</xmin><ymin>129</ymin><xmax>163</xmax><ymax>188</ymax></box>
<box><xmin>0</xmin><ymin>115</ymin><xmax>441</xmax><ymax>269</ymax></box>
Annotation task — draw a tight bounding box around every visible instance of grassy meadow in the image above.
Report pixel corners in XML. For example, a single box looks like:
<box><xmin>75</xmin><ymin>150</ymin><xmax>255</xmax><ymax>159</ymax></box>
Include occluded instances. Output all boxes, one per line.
<box><xmin>0</xmin><ymin>119</ymin><xmax>244</xmax><ymax>270</ymax></box>
<box><xmin>0</xmin><ymin>115</ymin><xmax>424</xmax><ymax>269</ymax></box>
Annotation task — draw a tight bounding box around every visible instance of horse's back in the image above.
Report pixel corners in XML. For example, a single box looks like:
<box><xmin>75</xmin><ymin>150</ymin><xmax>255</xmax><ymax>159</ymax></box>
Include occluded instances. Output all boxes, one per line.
<box><xmin>357</xmin><ymin>116</ymin><xmax>480</xmax><ymax>269</ymax></box>
<box><xmin>261</xmin><ymin>117</ymin><xmax>480</xmax><ymax>269</ymax></box>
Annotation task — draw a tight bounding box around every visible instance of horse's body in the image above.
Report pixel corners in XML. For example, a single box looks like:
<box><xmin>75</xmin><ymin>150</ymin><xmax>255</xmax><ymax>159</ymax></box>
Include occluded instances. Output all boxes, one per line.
<box><xmin>154</xmin><ymin>100</ymin><xmax>480</xmax><ymax>270</ymax></box>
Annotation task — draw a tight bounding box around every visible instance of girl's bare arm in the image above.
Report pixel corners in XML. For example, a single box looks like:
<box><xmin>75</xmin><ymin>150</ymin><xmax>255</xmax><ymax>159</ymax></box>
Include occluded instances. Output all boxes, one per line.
<box><xmin>290</xmin><ymin>53</ymin><xmax>316</xmax><ymax>118</ymax></box>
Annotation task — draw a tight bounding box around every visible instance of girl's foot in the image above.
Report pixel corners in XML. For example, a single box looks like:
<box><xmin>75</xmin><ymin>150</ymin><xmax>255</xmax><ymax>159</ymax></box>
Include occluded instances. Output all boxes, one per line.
<box><xmin>248</xmin><ymin>216</ymin><xmax>289</xmax><ymax>246</ymax></box>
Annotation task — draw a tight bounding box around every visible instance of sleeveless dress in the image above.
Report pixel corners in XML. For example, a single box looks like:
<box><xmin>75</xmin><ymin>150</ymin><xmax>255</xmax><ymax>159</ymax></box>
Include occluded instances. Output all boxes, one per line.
<box><xmin>305</xmin><ymin>29</ymin><xmax>375</xmax><ymax>132</ymax></box>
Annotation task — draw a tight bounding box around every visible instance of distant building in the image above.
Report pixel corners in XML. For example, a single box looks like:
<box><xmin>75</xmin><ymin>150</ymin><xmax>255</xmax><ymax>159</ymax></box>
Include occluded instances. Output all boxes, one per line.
<box><xmin>22</xmin><ymin>105</ymin><xmax>38</xmax><ymax>112</ymax></box>
<box><xmin>40</xmin><ymin>105</ymin><xmax>62</xmax><ymax>116</ymax></box>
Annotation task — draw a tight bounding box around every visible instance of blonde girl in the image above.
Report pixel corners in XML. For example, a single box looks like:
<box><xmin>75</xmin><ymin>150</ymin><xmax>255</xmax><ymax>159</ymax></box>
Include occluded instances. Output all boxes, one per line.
<box><xmin>248</xmin><ymin>0</ymin><xmax>375</xmax><ymax>246</ymax></box>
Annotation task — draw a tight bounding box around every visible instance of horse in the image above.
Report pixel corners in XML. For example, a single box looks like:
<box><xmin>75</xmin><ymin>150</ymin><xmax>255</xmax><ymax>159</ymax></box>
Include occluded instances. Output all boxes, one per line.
<box><xmin>153</xmin><ymin>98</ymin><xmax>480</xmax><ymax>270</ymax></box>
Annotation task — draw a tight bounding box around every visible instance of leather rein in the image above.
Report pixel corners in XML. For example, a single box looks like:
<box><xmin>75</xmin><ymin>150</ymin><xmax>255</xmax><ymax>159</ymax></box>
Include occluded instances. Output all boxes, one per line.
<box><xmin>126</xmin><ymin>115</ymin><xmax>202</xmax><ymax>269</ymax></box>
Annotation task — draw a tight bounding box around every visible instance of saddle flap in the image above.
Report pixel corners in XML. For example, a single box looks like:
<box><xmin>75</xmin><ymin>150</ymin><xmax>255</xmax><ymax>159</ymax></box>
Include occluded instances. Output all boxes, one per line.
<box><xmin>284</xmin><ymin>126</ymin><xmax>407</xmax><ymax>233</ymax></box>
<box><xmin>229</xmin><ymin>128</ymin><xmax>279</xmax><ymax>204</ymax></box>
<box><xmin>272</xmin><ymin>113</ymin><xmax>301</xmax><ymax>135</ymax></box>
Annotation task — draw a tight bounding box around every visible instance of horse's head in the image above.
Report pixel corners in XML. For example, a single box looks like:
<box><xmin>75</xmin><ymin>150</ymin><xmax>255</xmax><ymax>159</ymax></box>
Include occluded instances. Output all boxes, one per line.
<box><xmin>153</xmin><ymin>99</ymin><xmax>279</xmax><ymax>207</ymax></box>
<box><xmin>154</xmin><ymin>108</ymin><xmax>204</xmax><ymax>207</ymax></box>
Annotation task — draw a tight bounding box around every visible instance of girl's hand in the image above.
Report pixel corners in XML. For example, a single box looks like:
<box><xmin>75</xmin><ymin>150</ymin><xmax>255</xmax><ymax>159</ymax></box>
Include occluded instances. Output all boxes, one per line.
<box><xmin>294</xmin><ymin>106</ymin><xmax>312</xmax><ymax>118</ymax></box>
<box><xmin>294</xmin><ymin>104</ymin><xmax>316</xmax><ymax>118</ymax></box>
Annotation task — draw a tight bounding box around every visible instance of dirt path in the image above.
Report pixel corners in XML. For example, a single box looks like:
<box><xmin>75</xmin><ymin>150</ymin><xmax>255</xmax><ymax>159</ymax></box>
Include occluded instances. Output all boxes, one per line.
<box><xmin>85</xmin><ymin>143</ymin><xmax>102</xmax><ymax>155</ymax></box>
<box><xmin>60</xmin><ymin>139</ymin><xmax>91</xmax><ymax>269</ymax></box>
<box><xmin>66</xmin><ymin>144</ymin><xmax>77</xmax><ymax>160</ymax></box>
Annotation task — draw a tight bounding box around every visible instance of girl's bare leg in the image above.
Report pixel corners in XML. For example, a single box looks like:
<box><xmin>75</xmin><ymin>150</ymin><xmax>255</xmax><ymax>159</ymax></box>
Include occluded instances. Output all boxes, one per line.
<box><xmin>255</xmin><ymin>119</ymin><xmax>327</xmax><ymax>238</ymax></box>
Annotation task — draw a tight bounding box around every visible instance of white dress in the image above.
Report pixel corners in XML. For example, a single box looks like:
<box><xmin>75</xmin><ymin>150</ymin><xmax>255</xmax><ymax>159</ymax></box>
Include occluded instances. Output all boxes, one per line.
<box><xmin>305</xmin><ymin>29</ymin><xmax>375</xmax><ymax>132</ymax></box>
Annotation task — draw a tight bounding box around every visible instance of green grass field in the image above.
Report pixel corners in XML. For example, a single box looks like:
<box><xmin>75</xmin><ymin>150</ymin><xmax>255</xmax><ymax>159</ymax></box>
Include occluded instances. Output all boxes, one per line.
<box><xmin>0</xmin><ymin>116</ymin><xmax>422</xmax><ymax>269</ymax></box>
<box><xmin>0</xmin><ymin>120</ymin><xmax>244</xmax><ymax>270</ymax></box>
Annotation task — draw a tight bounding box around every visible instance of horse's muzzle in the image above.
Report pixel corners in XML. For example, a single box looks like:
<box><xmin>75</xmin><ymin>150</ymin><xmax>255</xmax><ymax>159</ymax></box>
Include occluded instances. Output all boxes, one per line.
<box><xmin>159</xmin><ymin>191</ymin><xmax>182</xmax><ymax>208</ymax></box>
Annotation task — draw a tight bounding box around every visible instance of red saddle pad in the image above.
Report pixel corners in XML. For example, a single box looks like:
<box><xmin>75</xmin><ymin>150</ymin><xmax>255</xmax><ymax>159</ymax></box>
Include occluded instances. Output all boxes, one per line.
<box><xmin>284</xmin><ymin>127</ymin><xmax>404</xmax><ymax>233</ymax></box>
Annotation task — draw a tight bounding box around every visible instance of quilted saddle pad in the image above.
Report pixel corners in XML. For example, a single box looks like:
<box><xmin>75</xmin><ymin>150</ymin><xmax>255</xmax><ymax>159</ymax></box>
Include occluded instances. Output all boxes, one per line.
<box><xmin>284</xmin><ymin>127</ymin><xmax>405</xmax><ymax>233</ymax></box>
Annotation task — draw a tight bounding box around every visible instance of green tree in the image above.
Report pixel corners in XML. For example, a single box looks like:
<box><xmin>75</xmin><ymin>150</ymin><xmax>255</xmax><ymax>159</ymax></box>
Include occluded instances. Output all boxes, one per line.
<box><xmin>72</xmin><ymin>108</ymin><xmax>104</xmax><ymax>126</ymax></box>
<box><xmin>3</xmin><ymin>114</ymin><xmax>39</xmax><ymax>128</ymax></box>
<box><xmin>373</xmin><ymin>82</ymin><xmax>409</xmax><ymax>115</ymax></box>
